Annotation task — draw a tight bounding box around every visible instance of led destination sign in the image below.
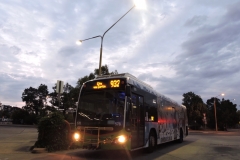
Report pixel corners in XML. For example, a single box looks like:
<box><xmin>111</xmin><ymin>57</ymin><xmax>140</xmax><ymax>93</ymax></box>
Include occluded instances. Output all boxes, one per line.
<box><xmin>93</xmin><ymin>82</ymin><xmax>107</xmax><ymax>89</ymax></box>
<box><xmin>110</xmin><ymin>80</ymin><xmax>120</xmax><ymax>88</ymax></box>
<box><xmin>84</xmin><ymin>79</ymin><xmax>125</xmax><ymax>90</ymax></box>
<box><xmin>93</xmin><ymin>80</ymin><xmax>120</xmax><ymax>89</ymax></box>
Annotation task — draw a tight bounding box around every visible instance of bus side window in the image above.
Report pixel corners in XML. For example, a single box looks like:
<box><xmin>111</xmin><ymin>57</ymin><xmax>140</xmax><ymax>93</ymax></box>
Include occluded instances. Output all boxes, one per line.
<box><xmin>132</xmin><ymin>104</ymin><xmax>137</xmax><ymax>118</ymax></box>
<box><xmin>131</xmin><ymin>95</ymin><xmax>137</xmax><ymax>118</ymax></box>
<box><xmin>148</xmin><ymin>106</ymin><xmax>158</xmax><ymax>122</ymax></box>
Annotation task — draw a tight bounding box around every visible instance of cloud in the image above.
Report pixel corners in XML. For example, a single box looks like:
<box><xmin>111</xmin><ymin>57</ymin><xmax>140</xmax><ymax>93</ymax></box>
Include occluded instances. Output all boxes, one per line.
<box><xmin>0</xmin><ymin>0</ymin><xmax>240</xmax><ymax>110</ymax></box>
<box><xmin>0</xmin><ymin>72</ymin><xmax>49</xmax><ymax>104</ymax></box>
<box><xmin>184</xmin><ymin>15</ymin><xmax>208</xmax><ymax>27</ymax></box>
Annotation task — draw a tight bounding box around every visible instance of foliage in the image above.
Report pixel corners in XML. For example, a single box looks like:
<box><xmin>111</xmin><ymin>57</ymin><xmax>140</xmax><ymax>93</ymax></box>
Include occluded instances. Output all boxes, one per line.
<box><xmin>94</xmin><ymin>64</ymin><xmax>110</xmax><ymax>75</ymax></box>
<box><xmin>22</xmin><ymin>84</ymin><xmax>49</xmax><ymax>115</ymax></box>
<box><xmin>206</xmin><ymin>98</ymin><xmax>238</xmax><ymax>130</ymax></box>
<box><xmin>49</xmin><ymin>83</ymin><xmax>77</xmax><ymax>115</ymax></box>
<box><xmin>182</xmin><ymin>92</ymin><xmax>207</xmax><ymax>129</ymax></box>
<box><xmin>40</xmin><ymin>105</ymin><xmax>57</xmax><ymax>117</ymax></box>
<box><xmin>34</xmin><ymin>112</ymin><xmax>71</xmax><ymax>152</ymax></box>
<box><xmin>237</xmin><ymin>110</ymin><xmax>240</xmax><ymax>121</ymax></box>
<box><xmin>76</xmin><ymin>75</ymin><xmax>93</xmax><ymax>88</ymax></box>
<box><xmin>237</xmin><ymin>111</ymin><xmax>240</xmax><ymax>128</ymax></box>
<box><xmin>76</xmin><ymin>73</ymin><xmax>95</xmax><ymax>88</ymax></box>
<box><xmin>11</xmin><ymin>109</ymin><xmax>29</xmax><ymax>124</ymax></box>
<box><xmin>205</xmin><ymin>98</ymin><xmax>215</xmax><ymax>129</ymax></box>
<box><xmin>0</xmin><ymin>110</ymin><xmax>10</xmax><ymax>119</ymax></box>
<box><xmin>76</xmin><ymin>64</ymin><xmax>118</xmax><ymax>88</ymax></box>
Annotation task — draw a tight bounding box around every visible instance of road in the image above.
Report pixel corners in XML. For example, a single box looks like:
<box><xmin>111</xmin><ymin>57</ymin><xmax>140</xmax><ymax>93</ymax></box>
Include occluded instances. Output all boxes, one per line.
<box><xmin>0</xmin><ymin>125</ymin><xmax>240</xmax><ymax>160</ymax></box>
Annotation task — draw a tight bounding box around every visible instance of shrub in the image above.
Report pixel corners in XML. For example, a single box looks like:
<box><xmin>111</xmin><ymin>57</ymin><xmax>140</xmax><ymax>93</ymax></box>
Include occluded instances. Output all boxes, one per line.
<box><xmin>34</xmin><ymin>112</ymin><xmax>71</xmax><ymax>152</ymax></box>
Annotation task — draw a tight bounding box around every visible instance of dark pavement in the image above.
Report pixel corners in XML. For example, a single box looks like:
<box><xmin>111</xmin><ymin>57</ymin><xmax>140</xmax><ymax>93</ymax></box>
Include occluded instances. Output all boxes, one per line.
<box><xmin>1</xmin><ymin>125</ymin><xmax>240</xmax><ymax>160</ymax></box>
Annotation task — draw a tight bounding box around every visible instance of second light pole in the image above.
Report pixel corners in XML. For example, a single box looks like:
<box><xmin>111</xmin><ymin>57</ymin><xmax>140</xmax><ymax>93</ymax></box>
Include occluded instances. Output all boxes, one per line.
<box><xmin>214</xmin><ymin>93</ymin><xmax>224</xmax><ymax>131</ymax></box>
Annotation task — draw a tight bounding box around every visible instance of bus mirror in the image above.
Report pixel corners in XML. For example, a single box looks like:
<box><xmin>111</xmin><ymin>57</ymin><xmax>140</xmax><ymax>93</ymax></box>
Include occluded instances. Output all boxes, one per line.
<box><xmin>126</xmin><ymin>85</ymin><xmax>131</xmax><ymax>97</ymax></box>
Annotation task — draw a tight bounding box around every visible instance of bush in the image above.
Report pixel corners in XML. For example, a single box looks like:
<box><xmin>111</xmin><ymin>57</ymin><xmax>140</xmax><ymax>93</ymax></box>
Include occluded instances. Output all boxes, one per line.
<box><xmin>34</xmin><ymin>112</ymin><xmax>71</xmax><ymax>152</ymax></box>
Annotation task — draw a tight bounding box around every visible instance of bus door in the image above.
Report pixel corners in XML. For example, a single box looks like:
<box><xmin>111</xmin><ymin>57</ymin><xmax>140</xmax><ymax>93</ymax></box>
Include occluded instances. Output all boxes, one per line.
<box><xmin>172</xmin><ymin>106</ymin><xmax>178</xmax><ymax>140</ymax></box>
<box><xmin>130</xmin><ymin>94</ymin><xmax>145</xmax><ymax>149</ymax></box>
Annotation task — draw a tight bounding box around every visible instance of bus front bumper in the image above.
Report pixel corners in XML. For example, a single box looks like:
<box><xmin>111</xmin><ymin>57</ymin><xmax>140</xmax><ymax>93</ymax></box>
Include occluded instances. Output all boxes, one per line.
<box><xmin>72</xmin><ymin>132</ymin><xmax>130</xmax><ymax>150</ymax></box>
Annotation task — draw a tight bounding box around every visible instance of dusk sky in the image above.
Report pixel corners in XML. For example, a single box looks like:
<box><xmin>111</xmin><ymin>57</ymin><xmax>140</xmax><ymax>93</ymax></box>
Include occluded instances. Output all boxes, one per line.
<box><xmin>0</xmin><ymin>0</ymin><xmax>239</xmax><ymax>110</ymax></box>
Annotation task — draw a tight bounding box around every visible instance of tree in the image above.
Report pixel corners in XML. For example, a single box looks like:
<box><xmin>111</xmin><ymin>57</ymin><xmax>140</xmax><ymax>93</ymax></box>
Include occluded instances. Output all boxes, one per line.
<box><xmin>110</xmin><ymin>70</ymin><xmax>118</xmax><ymax>75</ymax></box>
<box><xmin>182</xmin><ymin>92</ymin><xmax>207</xmax><ymax>129</ymax></box>
<box><xmin>207</xmin><ymin>98</ymin><xmax>238</xmax><ymax>130</ymax></box>
<box><xmin>37</xmin><ymin>84</ymin><xmax>49</xmax><ymax>115</ymax></box>
<box><xmin>22</xmin><ymin>84</ymin><xmax>49</xmax><ymax>116</ymax></box>
<box><xmin>76</xmin><ymin>75</ymin><xmax>92</xmax><ymax>88</ymax></box>
<box><xmin>206</xmin><ymin>98</ymin><xmax>215</xmax><ymax>129</ymax></box>
<box><xmin>220</xmin><ymin>99</ymin><xmax>238</xmax><ymax>129</ymax></box>
<box><xmin>22</xmin><ymin>87</ymin><xmax>38</xmax><ymax>114</ymax></box>
<box><xmin>0</xmin><ymin>110</ymin><xmax>10</xmax><ymax>119</ymax></box>
<box><xmin>237</xmin><ymin>110</ymin><xmax>240</xmax><ymax>128</ymax></box>
<box><xmin>67</xmin><ymin>87</ymin><xmax>80</xmax><ymax>106</ymax></box>
<box><xmin>49</xmin><ymin>83</ymin><xmax>76</xmax><ymax>115</ymax></box>
<box><xmin>94</xmin><ymin>64</ymin><xmax>110</xmax><ymax>75</ymax></box>
<box><xmin>76</xmin><ymin>64</ymin><xmax>118</xmax><ymax>88</ymax></box>
<box><xmin>48</xmin><ymin>84</ymin><xmax>59</xmax><ymax>109</ymax></box>
<box><xmin>11</xmin><ymin>109</ymin><xmax>30</xmax><ymax>124</ymax></box>
<box><xmin>61</xmin><ymin>83</ymin><xmax>75</xmax><ymax>115</ymax></box>
<box><xmin>88</xmin><ymin>73</ymin><xmax>95</xmax><ymax>80</ymax></box>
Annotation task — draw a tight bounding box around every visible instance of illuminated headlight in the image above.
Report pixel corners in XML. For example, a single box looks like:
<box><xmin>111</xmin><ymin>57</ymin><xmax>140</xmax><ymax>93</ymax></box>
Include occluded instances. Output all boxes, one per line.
<box><xmin>73</xmin><ymin>133</ymin><xmax>80</xmax><ymax>141</ymax></box>
<box><xmin>118</xmin><ymin>135</ymin><xmax>126</xmax><ymax>143</ymax></box>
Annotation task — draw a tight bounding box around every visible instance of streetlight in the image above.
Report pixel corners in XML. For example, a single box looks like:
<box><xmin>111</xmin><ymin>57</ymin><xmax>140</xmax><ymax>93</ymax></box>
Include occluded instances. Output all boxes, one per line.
<box><xmin>214</xmin><ymin>93</ymin><xmax>224</xmax><ymax>131</ymax></box>
<box><xmin>76</xmin><ymin>0</ymin><xmax>146</xmax><ymax>75</ymax></box>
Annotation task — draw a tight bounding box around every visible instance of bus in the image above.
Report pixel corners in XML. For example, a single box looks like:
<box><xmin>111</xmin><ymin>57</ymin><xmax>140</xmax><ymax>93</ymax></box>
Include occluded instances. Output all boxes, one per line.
<box><xmin>73</xmin><ymin>73</ymin><xmax>188</xmax><ymax>152</ymax></box>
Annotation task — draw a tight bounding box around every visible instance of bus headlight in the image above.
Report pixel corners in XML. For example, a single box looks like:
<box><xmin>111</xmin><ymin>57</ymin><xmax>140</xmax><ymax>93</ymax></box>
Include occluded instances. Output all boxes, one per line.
<box><xmin>118</xmin><ymin>135</ymin><xmax>126</xmax><ymax>143</ymax></box>
<box><xmin>73</xmin><ymin>133</ymin><xmax>80</xmax><ymax>141</ymax></box>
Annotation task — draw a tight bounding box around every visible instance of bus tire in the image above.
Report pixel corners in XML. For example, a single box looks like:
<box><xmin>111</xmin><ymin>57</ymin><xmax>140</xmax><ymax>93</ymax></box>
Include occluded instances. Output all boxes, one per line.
<box><xmin>147</xmin><ymin>131</ymin><xmax>156</xmax><ymax>153</ymax></box>
<box><xmin>178</xmin><ymin>128</ymin><xmax>183</xmax><ymax>143</ymax></box>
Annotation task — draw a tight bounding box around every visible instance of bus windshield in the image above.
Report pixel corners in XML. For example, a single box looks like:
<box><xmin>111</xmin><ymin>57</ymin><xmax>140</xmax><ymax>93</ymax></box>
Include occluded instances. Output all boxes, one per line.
<box><xmin>76</xmin><ymin>90</ymin><xmax>125</xmax><ymax>128</ymax></box>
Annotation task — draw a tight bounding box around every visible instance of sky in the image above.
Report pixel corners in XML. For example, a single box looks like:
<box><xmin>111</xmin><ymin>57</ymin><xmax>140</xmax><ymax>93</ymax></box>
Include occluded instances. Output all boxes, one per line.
<box><xmin>0</xmin><ymin>0</ymin><xmax>239</xmax><ymax>110</ymax></box>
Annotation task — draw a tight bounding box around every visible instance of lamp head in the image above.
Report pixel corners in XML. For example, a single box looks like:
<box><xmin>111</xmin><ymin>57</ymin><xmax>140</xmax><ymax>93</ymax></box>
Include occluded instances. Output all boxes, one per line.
<box><xmin>76</xmin><ymin>40</ymin><xmax>82</xmax><ymax>45</ymax></box>
<box><xmin>134</xmin><ymin>0</ymin><xmax>146</xmax><ymax>9</ymax></box>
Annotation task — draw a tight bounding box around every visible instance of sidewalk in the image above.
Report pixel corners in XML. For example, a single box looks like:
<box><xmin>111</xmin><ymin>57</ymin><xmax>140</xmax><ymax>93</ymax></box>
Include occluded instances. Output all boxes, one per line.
<box><xmin>189</xmin><ymin>129</ymin><xmax>240</xmax><ymax>135</ymax></box>
<box><xmin>0</xmin><ymin>123</ymin><xmax>37</xmax><ymax>128</ymax></box>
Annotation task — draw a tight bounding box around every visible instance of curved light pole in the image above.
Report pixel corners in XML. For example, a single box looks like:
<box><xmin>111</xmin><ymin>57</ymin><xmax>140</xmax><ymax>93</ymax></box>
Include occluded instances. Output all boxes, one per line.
<box><xmin>214</xmin><ymin>93</ymin><xmax>224</xmax><ymax>131</ymax></box>
<box><xmin>76</xmin><ymin>1</ymin><xmax>145</xmax><ymax>75</ymax></box>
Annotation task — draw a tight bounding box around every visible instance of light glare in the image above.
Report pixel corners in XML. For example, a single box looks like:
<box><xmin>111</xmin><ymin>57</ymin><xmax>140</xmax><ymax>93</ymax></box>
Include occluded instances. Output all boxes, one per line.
<box><xmin>74</xmin><ymin>133</ymin><xmax>80</xmax><ymax>141</ymax></box>
<box><xmin>118</xmin><ymin>135</ymin><xmax>126</xmax><ymax>143</ymax></box>
<box><xmin>76</xmin><ymin>40</ymin><xmax>82</xmax><ymax>45</ymax></box>
<box><xmin>134</xmin><ymin>0</ymin><xmax>146</xmax><ymax>10</ymax></box>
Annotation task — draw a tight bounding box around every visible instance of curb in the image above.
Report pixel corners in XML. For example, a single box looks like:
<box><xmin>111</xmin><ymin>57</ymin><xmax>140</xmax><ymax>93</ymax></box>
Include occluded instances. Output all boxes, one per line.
<box><xmin>0</xmin><ymin>124</ymin><xmax>37</xmax><ymax>128</ymax></box>
<box><xmin>31</xmin><ymin>147</ymin><xmax>48</xmax><ymax>153</ymax></box>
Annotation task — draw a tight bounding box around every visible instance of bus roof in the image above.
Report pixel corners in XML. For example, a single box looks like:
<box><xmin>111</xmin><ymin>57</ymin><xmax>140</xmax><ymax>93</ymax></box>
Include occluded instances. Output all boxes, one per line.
<box><xmin>94</xmin><ymin>73</ymin><xmax>180</xmax><ymax>106</ymax></box>
<box><xmin>95</xmin><ymin>73</ymin><xmax>152</xmax><ymax>88</ymax></box>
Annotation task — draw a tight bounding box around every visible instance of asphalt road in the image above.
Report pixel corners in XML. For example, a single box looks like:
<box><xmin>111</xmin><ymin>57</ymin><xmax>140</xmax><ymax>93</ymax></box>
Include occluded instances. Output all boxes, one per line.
<box><xmin>0</xmin><ymin>125</ymin><xmax>240</xmax><ymax>160</ymax></box>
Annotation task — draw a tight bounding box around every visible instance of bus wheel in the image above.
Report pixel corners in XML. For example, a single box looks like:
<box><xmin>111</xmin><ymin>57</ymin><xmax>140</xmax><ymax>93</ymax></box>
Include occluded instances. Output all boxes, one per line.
<box><xmin>147</xmin><ymin>131</ymin><xmax>156</xmax><ymax>153</ymax></box>
<box><xmin>178</xmin><ymin>129</ymin><xmax>183</xmax><ymax>143</ymax></box>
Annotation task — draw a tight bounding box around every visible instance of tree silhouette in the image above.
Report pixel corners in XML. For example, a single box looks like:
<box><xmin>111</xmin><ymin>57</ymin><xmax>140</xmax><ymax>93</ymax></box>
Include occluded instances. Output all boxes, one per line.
<box><xmin>182</xmin><ymin>92</ymin><xmax>207</xmax><ymax>129</ymax></box>
<box><xmin>22</xmin><ymin>84</ymin><xmax>49</xmax><ymax>115</ymax></box>
<box><xmin>207</xmin><ymin>98</ymin><xmax>238</xmax><ymax>130</ymax></box>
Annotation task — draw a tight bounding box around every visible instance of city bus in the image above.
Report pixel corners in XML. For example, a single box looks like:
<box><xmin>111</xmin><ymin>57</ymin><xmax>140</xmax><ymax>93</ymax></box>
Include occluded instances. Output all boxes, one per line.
<box><xmin>73</xmin><ymin>73</ymin><xmax>188</xmax><ymax>152</ymax></box>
